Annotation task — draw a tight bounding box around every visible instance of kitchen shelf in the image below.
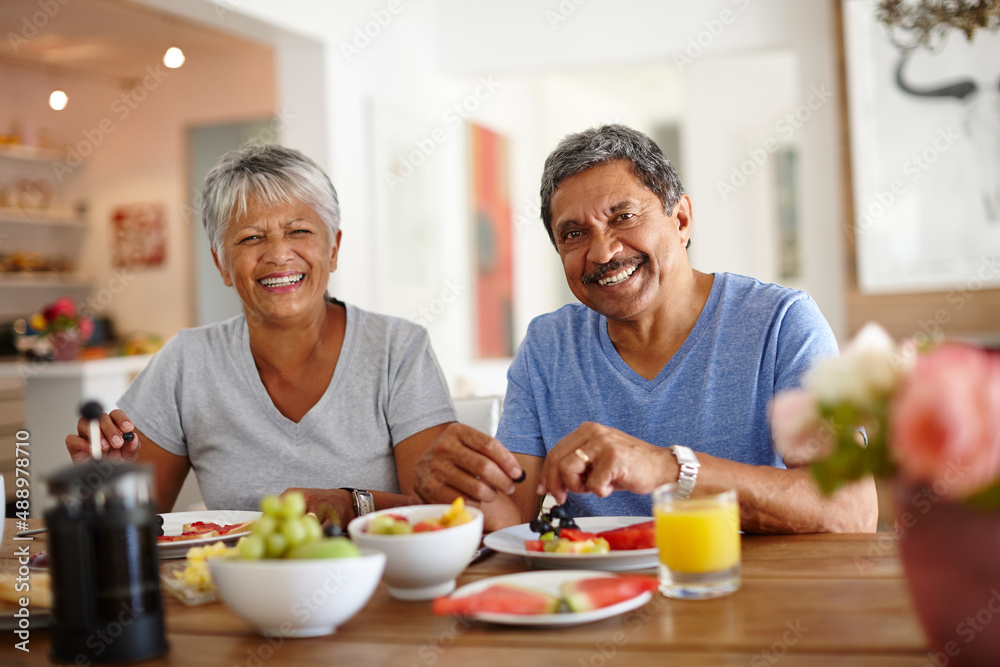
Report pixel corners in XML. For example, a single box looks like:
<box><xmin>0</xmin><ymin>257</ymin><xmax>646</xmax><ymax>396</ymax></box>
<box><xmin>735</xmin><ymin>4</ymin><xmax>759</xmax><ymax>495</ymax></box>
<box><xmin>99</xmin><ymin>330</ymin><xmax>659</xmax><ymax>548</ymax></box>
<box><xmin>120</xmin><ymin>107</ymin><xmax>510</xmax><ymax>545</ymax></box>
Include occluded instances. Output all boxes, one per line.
<box><xmin>0</xmin><ymin>273</ymin><xmax>90</xmax><ymax>287</ymax></box>
<box><xmin>0</xmin><ymin>208</ymin><xmax>86</xmax><ymax>229</ymax></box>
<box><xmin>0</xmin><ymin>145</ymin><xmax>64</xmax><ymax>163</ymax></box>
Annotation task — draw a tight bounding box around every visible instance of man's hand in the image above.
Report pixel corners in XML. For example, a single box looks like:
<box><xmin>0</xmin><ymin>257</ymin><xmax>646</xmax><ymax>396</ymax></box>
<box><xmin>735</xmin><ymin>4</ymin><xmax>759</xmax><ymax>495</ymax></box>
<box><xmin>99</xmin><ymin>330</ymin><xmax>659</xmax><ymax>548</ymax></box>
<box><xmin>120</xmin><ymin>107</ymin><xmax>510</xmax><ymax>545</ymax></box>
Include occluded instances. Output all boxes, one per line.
<box><xmin>538</xmin><ymin>422</ymin><xmax>677</xmax><ymax>504</ymax></box>
<box><xmin>412</xmin><ymin>423</ymin><xmax>524</xmax><ymax>505</ymax></box>
<box><xmin>65</xmin><ymin>408</ymin><xmax>140</xmax><ymax>464</ymax></box>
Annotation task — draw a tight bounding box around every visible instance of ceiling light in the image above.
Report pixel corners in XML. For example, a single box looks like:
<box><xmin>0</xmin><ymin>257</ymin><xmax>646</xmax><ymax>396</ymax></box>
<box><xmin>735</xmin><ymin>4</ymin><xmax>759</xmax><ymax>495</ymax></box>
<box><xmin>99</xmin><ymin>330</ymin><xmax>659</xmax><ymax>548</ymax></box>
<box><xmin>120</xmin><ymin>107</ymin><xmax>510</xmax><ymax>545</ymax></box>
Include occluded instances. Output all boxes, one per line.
<box><xmin>163</xmin><ymin>46</ymin><xmax>185</xmax><ymax>69</ymax></box>
<box><xmin>49</xmin><ymin>90</ymin><xmax>68</xmax><ymax>111</ymax></box>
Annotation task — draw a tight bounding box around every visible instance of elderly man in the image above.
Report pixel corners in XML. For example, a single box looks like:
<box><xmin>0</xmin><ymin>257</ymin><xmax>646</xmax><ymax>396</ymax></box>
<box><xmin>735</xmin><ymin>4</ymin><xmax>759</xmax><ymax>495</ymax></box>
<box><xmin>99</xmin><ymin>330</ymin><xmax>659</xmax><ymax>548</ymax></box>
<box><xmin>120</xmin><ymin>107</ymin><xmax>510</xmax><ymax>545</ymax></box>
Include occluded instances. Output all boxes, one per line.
<box><xmin>414</xmin><ymin>124</ymin><xmax>877</xmax><ymax>533</ymax></box>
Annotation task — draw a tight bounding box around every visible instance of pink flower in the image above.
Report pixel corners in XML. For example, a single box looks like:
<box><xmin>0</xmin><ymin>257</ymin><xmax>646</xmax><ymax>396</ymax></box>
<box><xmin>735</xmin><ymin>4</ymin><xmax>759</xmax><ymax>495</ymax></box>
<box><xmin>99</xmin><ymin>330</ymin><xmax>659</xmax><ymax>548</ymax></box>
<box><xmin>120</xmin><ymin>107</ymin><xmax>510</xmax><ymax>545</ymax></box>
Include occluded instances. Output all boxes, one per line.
<box><xmin>770</xmin><ymin>389</ymin><xmax>836</xmax><ymax>467</ymax></box>
<box><xmin>890</xmin><ymin>344</ymin><xmax>1000</xmax><ymax>500</ymax></box>
<box><xmin>79</xmin><ymin>317</ymin><xmax>94</xmax><ymax>340</ymax></box>
<box><xmin>43</xmin><ymin>296</ymin><xmax>77</xmax><ymax>322</ymax></box>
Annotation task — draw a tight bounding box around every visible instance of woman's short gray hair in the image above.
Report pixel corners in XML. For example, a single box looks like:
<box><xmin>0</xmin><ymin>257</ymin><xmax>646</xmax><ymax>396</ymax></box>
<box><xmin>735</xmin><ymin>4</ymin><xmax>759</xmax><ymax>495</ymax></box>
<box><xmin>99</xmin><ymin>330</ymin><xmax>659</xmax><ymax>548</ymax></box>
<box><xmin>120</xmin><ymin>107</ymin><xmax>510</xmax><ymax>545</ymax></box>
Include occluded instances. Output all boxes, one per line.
<box><xmin>201</xmin><ymin>144</ymin><xmax>340</xmax><ymax>255</ymax></box>
<box><xmin>539</xmin><ymin>124</ymin><xmax>684</xmax><ymax>246</ymax></box>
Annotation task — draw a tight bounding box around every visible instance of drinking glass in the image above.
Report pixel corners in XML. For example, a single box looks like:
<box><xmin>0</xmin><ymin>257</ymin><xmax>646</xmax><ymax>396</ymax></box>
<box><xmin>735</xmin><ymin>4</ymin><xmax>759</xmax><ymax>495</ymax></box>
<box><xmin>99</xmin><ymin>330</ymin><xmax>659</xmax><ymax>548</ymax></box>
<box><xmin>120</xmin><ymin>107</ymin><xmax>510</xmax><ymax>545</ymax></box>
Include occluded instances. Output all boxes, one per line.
<box><xmin>652</xmin><ymin>483</ymin><xmax>741</xmax><ymax>599</ymax></box>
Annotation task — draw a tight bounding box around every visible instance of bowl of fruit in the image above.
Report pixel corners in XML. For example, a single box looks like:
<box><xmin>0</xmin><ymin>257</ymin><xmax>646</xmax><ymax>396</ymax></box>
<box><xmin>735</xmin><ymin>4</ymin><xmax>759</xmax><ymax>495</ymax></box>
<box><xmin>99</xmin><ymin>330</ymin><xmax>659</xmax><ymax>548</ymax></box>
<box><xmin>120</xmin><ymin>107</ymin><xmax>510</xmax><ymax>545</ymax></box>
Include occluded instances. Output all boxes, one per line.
<box><xmin>208</xmin><ymin>492</ymin><xmax>385</xmax><ymax>637</ymax></box>
<box><xmin>347</xmin><ymin>498</ymin><xmax>483</xmax><ymax>600</ymax></box>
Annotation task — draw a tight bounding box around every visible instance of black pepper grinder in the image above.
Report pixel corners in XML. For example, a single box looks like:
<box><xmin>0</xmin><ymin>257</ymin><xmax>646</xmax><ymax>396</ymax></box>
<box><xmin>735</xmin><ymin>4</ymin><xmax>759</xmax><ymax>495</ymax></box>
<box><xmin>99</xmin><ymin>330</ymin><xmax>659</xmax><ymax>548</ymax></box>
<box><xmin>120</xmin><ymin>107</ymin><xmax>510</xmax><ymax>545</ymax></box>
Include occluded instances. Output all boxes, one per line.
<box><xmin>44</xmin><ymin>401</ymin><xmax>168</xmax><ymax>663</ymax></box>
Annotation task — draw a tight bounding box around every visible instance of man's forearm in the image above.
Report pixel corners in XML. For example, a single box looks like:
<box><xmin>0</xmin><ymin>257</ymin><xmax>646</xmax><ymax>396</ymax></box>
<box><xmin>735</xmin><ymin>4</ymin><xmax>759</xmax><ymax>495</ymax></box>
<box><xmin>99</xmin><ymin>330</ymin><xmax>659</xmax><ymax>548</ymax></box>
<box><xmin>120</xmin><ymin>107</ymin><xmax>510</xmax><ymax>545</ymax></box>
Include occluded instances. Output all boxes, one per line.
<box><xmin>697</xmin><ymin>455</ymin><xmax>879</xmax><ymax>534</ymax></box>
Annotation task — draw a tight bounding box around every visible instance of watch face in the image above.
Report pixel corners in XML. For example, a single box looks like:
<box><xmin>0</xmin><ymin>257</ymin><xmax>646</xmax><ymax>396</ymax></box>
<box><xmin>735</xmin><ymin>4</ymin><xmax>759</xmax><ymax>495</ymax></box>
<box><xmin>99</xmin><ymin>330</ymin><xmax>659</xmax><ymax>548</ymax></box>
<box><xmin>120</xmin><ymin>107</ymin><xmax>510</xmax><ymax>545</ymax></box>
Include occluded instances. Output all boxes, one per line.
<box><xmin>355</xmin><ymin>491</ymin><xmax>375</xmax><ymax>515</ymax></box>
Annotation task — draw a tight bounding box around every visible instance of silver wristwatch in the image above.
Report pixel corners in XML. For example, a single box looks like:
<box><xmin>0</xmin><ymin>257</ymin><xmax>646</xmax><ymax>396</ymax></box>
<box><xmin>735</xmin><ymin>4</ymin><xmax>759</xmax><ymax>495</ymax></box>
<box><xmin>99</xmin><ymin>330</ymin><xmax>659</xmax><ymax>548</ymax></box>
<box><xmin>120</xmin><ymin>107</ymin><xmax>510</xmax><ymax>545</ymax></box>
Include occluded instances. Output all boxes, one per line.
<box><xmin>340</xmin><ymin>488</ymin><xmax>375</xmax><ymax>518</ymax></box>
<box><xmin>669</xmin><ymin>445</ymin><xmax>700</xmax><ymax>499</ymax></box>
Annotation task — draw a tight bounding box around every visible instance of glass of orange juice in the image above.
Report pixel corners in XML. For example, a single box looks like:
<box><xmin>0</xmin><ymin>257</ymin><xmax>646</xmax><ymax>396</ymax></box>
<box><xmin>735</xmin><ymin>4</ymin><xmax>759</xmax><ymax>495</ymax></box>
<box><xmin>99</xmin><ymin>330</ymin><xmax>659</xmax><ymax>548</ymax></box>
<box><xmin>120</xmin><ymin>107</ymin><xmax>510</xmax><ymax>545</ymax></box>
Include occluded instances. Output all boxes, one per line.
<box><xmin>652</xmin><ymin>483</ymin><xmax>741</xmax><ymax>599</ymax></box>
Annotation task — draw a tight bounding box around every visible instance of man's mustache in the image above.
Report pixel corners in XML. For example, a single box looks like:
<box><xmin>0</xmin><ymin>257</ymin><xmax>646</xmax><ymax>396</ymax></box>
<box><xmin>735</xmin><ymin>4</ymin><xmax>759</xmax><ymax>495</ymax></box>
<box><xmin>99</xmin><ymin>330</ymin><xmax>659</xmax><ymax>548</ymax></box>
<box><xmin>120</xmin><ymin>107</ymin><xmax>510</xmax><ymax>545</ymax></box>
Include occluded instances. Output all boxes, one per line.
<box><xmin>581</xmin><ymin>255</ymin><xmax>648</xmax><ymax>284</ymax></box>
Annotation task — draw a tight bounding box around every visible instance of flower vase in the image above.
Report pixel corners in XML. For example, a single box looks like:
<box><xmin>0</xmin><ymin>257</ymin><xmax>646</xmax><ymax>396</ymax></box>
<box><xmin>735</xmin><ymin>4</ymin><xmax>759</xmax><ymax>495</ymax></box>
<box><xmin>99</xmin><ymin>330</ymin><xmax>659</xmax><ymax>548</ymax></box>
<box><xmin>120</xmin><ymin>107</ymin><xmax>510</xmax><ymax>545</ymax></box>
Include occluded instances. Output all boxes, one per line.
<box><xmin>894</xmin><ymin>480</ymin><xmax>1000</xmax><ymax>665</ymax></box>
<box><xmin>49</xmin><ymin>330</ymin><xmax>81</xmax><ymax>361</ymax></box>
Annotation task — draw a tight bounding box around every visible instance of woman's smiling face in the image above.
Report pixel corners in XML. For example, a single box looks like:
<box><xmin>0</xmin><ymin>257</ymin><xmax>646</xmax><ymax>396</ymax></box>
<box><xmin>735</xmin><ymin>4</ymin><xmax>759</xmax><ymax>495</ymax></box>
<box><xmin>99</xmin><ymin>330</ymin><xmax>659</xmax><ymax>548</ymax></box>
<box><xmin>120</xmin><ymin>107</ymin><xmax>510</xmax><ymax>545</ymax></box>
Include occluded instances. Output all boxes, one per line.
<box><xmin>213</xmin><ymin>197</ymin><xmax>340</xmax><ymax>325</ymax></box>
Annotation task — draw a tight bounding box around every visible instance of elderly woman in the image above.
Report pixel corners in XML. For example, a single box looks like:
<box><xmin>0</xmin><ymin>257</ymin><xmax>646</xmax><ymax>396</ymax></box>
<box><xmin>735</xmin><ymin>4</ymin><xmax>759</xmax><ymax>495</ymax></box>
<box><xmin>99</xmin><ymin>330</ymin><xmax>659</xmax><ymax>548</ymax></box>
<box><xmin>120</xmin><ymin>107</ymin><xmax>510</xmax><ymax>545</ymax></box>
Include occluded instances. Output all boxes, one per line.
<box><xmin>65</xmin><ymin>144</ymin><xmax>456</xmax><ymax>524</ymax></box>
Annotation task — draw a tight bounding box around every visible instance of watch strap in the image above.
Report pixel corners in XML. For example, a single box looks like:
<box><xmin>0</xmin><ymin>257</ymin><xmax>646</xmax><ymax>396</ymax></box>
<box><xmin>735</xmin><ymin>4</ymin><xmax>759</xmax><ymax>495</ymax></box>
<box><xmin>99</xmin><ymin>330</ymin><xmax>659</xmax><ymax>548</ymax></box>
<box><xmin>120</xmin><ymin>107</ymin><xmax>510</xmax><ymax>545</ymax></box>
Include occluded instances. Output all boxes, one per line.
<box><xmin>669</xmin><ymin>445</ymin><xmax>700</xmax><ymax>499</ymax></box>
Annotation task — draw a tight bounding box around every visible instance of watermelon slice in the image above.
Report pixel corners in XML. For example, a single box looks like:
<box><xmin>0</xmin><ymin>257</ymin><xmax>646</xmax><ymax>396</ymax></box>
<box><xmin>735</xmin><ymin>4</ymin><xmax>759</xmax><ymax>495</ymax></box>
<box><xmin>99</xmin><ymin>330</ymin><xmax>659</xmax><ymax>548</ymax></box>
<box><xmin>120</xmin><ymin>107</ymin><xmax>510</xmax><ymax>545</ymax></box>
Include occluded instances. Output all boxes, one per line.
<box><xmin>596</xmin><ymin>521</ymin><xmax>656</xmax><ymax>550</ymax></box>
<box><xmin>431</xmin><ymin>584</ymin><xmax>561</xmax><ymax>616</ymax></box>
<box><xmin>561</xmin><ymin>575</ymin><xmax>658</xmax><ymax>612</ymax></box>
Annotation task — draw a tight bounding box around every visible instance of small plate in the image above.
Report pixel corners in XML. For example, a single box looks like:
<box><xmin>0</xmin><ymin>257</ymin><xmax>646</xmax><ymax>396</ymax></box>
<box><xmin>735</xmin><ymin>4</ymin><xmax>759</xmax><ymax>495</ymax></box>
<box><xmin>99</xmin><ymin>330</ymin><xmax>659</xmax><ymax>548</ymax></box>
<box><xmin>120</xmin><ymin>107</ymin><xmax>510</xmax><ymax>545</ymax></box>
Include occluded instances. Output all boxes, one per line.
<box><xmin>483</xmin><ymin>517</ymin><xmax>658</xmax><ymax>571</ymax></box>
<box><xmin>445</xmin><ymin>570</ymin><xmax>654</xmax><ymax>626</ymax></box>
<box><xmin>158</xmin><ymin>510</ymin><xmax>260</xmax><ymax>559</ymax></box>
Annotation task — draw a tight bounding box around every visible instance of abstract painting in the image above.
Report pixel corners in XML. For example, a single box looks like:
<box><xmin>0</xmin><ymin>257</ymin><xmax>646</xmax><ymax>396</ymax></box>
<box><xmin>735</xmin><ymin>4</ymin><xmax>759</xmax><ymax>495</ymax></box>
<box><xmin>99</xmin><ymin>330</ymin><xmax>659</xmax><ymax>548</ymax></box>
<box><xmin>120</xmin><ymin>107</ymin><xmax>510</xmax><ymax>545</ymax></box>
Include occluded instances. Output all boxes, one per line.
<box><xmin>469</xmin><ymin>124</ymin><xmax>514</xmax><ymax>358</ymax></box>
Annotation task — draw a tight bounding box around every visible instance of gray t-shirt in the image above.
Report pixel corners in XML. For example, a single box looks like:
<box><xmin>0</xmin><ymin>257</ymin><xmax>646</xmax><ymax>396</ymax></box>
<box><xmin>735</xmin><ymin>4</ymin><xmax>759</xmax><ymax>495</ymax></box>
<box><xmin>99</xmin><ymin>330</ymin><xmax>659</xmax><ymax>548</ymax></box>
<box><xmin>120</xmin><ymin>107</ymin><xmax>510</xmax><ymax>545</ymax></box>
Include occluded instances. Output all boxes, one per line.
<box><xmin>118</xmin><ymin>302</ymin><xmax>456</xmax><ymax>511</ymax></box>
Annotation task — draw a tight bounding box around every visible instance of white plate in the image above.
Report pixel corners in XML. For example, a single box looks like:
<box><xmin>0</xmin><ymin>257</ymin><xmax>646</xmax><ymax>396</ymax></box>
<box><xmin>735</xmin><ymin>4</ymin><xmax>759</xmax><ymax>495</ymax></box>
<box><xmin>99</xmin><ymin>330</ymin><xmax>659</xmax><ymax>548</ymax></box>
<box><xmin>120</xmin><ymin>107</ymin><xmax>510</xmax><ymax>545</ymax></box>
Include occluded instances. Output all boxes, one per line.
<box><xmin>446</xmin><ymin>570</ymin><xmax>654</xmax><ymax>626</ymax></box>
<box><xmin>483</xmin><ymin>516</ymin><xmax>658</xmax><ymax>571</ymax></box>
<box><xmin>157</xmin><ymin>510</ymin><xmax>260</xmax><ymax>559</ymax></box>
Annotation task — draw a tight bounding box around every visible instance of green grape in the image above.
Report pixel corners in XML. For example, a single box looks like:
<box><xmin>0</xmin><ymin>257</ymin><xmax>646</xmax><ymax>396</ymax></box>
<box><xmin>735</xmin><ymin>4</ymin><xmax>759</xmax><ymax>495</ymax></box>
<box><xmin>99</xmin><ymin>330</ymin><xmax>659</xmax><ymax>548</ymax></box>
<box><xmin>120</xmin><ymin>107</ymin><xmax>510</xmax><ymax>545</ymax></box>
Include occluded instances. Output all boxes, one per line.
<box><xmin>368</xmin><ymin>515</ymin><xmax>397</xmax><ymax>535</ymax></box>
<box><xmin>238</xmin><ymin>534</ymin><xmax>266</xmax><ymax>560</ymax></box>
<box><xmin>266</xmin><ymin>532</ymin><xmax>289</xmax><ymax>558</ymax></box>
<box><xmin>251</xmin><ymin>514</ymin><xmax>277</xmax><ymax>538</ymax></box>
<box><xmin>303</xmin><ymin>514</ymin><xmax>323</xmax><ymax>543</ymax></box>
<box><xmin>281</xmin><ymin>492</ymin><xmax>307</xmax><ymax>520</ymax></box>
<box><xmin>281</xmin><ymin>517</ymin><xmax>308</xmax><ymax>548</ymax></box>
<box><xmin>260</xmin><ymin>495</ymin><xmax>283</xmax><ymax>518</ymax></box>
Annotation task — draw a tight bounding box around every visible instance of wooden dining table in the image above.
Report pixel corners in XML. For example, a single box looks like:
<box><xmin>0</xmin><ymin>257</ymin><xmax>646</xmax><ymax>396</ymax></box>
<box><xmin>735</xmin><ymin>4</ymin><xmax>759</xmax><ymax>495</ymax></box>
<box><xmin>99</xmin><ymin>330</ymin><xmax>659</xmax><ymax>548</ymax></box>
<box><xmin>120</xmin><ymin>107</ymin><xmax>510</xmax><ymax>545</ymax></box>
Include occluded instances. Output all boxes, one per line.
<box><xmin>0</xmin><ymin>519</ymin><xmax>930</xmax><ymax>666</ymax></box>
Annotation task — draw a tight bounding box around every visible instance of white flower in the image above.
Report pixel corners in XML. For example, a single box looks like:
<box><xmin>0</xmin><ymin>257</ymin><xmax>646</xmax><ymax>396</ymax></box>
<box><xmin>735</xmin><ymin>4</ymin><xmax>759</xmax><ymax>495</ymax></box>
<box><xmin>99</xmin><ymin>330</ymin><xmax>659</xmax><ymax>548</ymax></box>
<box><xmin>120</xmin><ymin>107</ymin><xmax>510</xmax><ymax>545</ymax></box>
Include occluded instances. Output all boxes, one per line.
<box><xmin>807</xmin><ymin>323</ymin><xmax>910</xmax><ymax>408</ymax></box>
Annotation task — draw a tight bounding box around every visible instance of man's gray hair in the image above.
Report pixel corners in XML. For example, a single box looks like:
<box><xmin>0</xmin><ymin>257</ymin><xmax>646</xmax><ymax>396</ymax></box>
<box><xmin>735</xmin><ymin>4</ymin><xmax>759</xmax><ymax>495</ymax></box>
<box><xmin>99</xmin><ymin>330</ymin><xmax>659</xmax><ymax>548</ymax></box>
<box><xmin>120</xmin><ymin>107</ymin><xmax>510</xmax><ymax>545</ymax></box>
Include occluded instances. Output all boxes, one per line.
<box><xmin>539</xmin><ymin>124</ymin><xmax>684</xmax><ymax>246</ymax></box>
<box><xmin>201</xmin><ymin>144</ymin><xmax>340</xmax><ymax>255</ymax></box>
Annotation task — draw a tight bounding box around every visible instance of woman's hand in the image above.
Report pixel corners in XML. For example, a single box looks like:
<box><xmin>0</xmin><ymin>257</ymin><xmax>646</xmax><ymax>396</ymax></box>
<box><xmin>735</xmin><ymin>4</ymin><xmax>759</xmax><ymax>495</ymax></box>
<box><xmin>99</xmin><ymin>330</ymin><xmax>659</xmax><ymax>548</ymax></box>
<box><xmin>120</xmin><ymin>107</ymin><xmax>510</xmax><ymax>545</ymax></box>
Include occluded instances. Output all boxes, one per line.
<box><xmin>65</xmin><ymin>408</ymin><xmax>140</xmax><ymax>464</ymax></box>
<box><xmin>412</xmin><ymin>423</ymin><xmax>524</xmax><ymax>504</ymax></box>
<box><xmin>538</xmin><ymin>422</ymin><xmax>675</xmax><ymax>504</ymax></box>
<box><xmin>282</xmin><ymin>488</ymin><xmax>354</xmax><ymax>528</ymax></box>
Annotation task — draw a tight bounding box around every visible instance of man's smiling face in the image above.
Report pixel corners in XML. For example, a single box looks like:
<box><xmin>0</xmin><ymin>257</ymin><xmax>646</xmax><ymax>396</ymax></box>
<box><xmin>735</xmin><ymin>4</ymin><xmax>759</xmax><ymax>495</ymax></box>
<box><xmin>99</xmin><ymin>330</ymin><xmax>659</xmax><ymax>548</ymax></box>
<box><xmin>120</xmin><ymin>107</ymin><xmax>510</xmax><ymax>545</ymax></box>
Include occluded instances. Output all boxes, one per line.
<box><xmin>550</xmin><ymin>160</ymin><xmax>692</xmax><ymax>323</ymax></box>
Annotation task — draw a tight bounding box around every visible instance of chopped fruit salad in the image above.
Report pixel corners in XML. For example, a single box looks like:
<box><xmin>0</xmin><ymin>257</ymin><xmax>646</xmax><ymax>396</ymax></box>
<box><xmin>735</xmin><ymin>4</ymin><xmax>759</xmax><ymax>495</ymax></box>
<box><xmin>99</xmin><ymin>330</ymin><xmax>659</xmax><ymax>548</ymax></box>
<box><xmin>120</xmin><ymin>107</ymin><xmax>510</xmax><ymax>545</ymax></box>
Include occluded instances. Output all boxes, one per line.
<box><xmin>524</xmin><ymin>505</ymin><xmax>654</xmax><ymax>553</ymax></box>
<box><xmin>366</xmin><ymin>498</ymin><xmax>474</xmax><ymax>535</ymax></box>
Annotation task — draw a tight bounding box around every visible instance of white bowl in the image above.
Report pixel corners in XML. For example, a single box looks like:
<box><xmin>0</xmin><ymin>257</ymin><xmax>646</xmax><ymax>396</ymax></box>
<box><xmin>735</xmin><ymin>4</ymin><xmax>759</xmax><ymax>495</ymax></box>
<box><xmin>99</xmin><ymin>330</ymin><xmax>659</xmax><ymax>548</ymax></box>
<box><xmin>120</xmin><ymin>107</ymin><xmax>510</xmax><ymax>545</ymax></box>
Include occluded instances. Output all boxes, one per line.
<box><xmin>347</xmin><ymin>505</ymin><xmax>484</xmax><ymax>600</ymax></box>
<box><xmin>208</xmin><ymin>549</ymin><xmax>385</xmax><ymax>637</ymax></box>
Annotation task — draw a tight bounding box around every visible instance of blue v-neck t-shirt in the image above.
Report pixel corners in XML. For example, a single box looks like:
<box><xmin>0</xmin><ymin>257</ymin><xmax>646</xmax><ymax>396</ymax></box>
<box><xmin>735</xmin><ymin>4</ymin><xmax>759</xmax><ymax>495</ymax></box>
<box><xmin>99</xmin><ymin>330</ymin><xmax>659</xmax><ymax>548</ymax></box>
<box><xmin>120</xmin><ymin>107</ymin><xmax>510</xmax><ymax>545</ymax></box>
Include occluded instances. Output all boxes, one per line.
<box><xmin>496</xmin><ymin>272</ymin><xmax>838</xmax><ymax>518</ymax></box>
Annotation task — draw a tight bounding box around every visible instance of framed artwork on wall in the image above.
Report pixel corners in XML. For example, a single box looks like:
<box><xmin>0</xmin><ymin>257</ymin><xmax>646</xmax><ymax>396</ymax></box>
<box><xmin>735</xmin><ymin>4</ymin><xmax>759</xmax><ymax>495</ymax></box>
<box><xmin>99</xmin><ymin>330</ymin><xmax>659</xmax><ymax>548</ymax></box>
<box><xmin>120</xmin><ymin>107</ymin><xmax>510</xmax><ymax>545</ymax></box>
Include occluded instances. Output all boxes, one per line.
<box><xmin>469</xmin><ymin>123</ymin><xmax>514</xmax><ymax>359</ymax></box>
<box><xmin>842</xmin><ymin>0</ymin><xmax>1000</xmax><ymax>295</ymax></box>
<box><xmin>111</xmin><ymin>202</ymin><xmax>166</xmax><ymax>268</ymax></box>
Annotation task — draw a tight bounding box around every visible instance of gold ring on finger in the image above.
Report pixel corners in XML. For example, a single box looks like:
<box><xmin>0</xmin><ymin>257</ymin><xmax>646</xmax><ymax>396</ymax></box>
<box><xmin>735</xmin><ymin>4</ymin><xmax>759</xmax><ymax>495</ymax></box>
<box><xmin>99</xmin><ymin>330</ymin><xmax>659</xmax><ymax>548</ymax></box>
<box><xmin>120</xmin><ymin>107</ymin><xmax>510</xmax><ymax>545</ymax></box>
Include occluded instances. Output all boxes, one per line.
<box><xmin>574</xmin><ymin>448</ymin><xmax>591</xmax><ymax>464</ymax></box>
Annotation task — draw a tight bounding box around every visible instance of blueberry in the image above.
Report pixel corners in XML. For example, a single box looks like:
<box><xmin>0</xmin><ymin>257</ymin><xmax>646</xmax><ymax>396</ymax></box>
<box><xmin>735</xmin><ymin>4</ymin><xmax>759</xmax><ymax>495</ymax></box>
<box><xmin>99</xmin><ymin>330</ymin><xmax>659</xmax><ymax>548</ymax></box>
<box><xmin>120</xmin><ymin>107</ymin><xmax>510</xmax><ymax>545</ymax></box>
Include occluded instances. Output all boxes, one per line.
<box><xmin>561</xmin><ymin>517</ymin><xmax>579</xmax><ymax>530</ymax></box>
<box><xmin>323</xmin><ymin>523</ymin><xmax>343</xmax><ymax>538</ymax></box>
<box><xmin>529</xmin><ymin>518</ymin><xmax>548</xmax><ymax>534</ymax></box>
<box><xmin>550</xmin><ymin>505</ymin><xmax>569</xmax><ymax>519</ymax></box>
